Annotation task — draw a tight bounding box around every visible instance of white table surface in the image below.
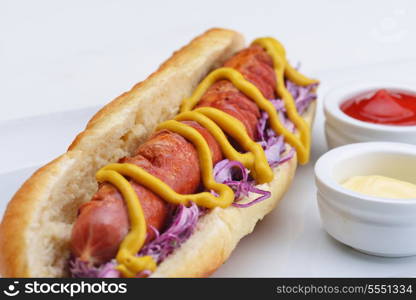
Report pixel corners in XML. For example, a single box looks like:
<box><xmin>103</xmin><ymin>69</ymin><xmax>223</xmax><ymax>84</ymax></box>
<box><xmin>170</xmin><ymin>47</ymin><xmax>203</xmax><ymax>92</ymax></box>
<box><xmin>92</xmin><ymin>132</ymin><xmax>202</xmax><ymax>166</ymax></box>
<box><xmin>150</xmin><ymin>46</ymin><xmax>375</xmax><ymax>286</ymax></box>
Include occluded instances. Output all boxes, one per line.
<box><xmin>1</xmin><ymin>0</ymin><xmax>416</xmax><ymax>277</ymax></box>
<box><xmin>1</xmin><ymin>0</ymin><xmax>416</xmax><ymax>121</ymax></box>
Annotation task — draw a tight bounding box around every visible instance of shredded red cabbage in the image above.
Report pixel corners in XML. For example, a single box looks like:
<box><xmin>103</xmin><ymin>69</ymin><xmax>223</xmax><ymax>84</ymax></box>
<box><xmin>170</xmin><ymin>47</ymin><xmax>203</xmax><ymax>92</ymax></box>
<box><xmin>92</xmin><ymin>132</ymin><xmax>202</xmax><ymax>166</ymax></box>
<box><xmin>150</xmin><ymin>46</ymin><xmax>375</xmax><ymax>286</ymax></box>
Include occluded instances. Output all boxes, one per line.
<box><xmin>213</xmin><ymin>159</ymin><xmax>271</xmax><ymax>208</ymax></box>
<box><xmin>287</xmin><ymin>80</ymin><xmax>318</xmax><ymax>115</ymax></box>
<box><xmin>69</xmin><ymin>202</ymin><xmax>200</xmax><ymax>278</ymax></box>
<box><xmin>138</xmin><ymin>202</ymin><xmax>200</xmax><ymax>263</ymax></box>
<box><xmin>69</xmin><ymin>258</ymin><xmax>119</xmax><ymax>278</ymax></box>
<box><xmin>69</xmin><ymin>75</ymin><xmax>317</xmax><ymax>278</ymax></box>
<box><xmin>257</xmin><ymin>79</ymin><xmax>317</xmax><ymax>167</ymax></box>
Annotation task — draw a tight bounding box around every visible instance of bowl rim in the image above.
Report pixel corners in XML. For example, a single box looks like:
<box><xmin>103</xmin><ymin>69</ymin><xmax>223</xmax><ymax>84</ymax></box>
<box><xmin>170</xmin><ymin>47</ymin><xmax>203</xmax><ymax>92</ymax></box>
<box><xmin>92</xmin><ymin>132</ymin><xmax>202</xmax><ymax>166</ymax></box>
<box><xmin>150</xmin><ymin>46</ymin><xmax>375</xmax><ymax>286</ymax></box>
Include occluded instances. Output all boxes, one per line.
<box><xmin>324</xmin><ymin>81</ymin><xmax>416</xmax><ymax>133</ymax></box>
<box><xmin>315</xmin><ymin>142</ymin><xmax>416</xmax><ymax>205</ymax></box>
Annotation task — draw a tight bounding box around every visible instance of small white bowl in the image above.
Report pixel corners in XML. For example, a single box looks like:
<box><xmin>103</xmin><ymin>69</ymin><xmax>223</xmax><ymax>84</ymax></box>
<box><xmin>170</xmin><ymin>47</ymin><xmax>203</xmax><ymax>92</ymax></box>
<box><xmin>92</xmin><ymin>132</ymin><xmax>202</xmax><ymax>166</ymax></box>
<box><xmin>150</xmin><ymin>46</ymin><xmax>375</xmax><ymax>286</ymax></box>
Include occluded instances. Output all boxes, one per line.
<box><xmin>315</xmin><ymin>142</ymin><xmax>416</xmax><ymax>257</ymax></box>
<box><xmin>324</xmin><ymin>82</ymin><xmax>416</xmax><ymax>149</ymax></box>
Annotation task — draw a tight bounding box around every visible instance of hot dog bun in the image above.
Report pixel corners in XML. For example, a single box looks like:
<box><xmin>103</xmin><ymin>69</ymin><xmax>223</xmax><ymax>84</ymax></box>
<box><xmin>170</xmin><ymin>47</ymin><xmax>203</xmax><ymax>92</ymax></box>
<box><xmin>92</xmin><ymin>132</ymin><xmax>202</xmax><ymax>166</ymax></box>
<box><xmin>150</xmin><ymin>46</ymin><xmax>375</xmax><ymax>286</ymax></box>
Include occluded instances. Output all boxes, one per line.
<box><xmin>0</xmin><ymin>28</ymin><xmax>315</xmax><ymax>277</ymax></box>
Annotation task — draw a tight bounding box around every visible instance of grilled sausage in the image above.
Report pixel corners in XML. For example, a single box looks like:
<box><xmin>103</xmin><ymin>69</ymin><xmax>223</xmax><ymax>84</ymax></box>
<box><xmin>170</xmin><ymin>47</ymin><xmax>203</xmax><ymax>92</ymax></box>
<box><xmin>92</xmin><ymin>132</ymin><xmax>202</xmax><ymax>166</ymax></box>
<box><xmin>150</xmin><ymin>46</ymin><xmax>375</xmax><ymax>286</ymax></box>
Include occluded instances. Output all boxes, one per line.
<box><xmin>70</xmin><ymin>45</ymin><xmax>276</xmax><ymax>265</ymax></box>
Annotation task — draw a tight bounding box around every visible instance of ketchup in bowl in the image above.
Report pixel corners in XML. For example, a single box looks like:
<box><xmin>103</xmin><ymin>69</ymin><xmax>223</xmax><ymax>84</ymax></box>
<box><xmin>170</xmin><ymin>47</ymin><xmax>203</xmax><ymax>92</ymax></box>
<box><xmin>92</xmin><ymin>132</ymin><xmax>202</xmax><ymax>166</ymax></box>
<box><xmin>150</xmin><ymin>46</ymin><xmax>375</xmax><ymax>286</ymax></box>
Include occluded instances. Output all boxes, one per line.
<box><xmin>341</xmin><ymin>89</ymin><xmax>416</xmax><ymax>126</ymax></box>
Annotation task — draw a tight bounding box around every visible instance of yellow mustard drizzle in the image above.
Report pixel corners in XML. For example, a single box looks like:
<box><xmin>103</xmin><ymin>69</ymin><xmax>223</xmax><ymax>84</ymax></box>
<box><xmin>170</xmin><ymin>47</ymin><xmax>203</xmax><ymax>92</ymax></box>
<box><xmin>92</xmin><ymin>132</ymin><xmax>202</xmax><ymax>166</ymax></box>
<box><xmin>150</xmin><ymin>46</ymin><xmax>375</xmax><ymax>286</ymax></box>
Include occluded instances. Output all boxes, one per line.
<box><xmin>94</xmin><ymin>37</ymin><xmax>316</xmax><ymax>277</ymax></box>
<box><xmin>180</xmin><ymin>66</ymin><xmax>311</xmax><ymax>164</ymax></box>
<box><xmin>252</xmin><ymin>37</ymin><xmax>318</xmax><ymax>164</ymax></box>
<box><xmin>95</xmin><ymin>166</ymin><xmax>157</xmax><ymax>277</ymax></box>
<box><xmin>175</xmin><ymin>107</ymin><xmax>272</xmax><ymax>184</ymax></box>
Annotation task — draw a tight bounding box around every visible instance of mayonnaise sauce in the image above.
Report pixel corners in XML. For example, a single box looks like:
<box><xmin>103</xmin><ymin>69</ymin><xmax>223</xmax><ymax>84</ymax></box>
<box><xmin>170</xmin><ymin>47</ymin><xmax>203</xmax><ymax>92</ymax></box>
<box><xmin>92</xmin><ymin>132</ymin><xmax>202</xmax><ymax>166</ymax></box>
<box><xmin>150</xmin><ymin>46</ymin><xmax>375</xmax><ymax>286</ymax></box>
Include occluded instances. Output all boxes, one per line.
<box><xmin>342</xmin><ymin>175</ymin><xmax>416</xmax><ymax>199</ymax></box>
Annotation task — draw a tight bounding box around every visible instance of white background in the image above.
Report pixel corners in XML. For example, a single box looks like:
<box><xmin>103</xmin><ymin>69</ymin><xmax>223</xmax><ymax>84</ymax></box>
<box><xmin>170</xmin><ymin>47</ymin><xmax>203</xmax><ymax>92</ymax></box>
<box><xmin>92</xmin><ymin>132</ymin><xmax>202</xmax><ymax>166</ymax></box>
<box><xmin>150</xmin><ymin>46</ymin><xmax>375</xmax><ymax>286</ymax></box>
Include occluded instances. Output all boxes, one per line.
<box><xmin>1</xmin><ymin>0</ymin><xmax>416</xmax><ymax>121</ymax></box>
<box><xmin>1</xmin><ymin>0</ymin><xmax>416</xmax><ymax>277</ymax></box>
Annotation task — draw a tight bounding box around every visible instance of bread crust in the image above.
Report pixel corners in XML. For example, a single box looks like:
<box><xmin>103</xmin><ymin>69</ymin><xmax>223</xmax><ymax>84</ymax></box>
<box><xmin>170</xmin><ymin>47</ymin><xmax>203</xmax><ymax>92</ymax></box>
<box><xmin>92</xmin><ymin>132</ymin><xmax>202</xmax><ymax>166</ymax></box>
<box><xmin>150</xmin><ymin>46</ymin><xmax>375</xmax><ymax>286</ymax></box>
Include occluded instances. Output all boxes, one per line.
<box><xmin>0</xmin><ymin>28</ymin><xmax>315</xmax><ymax>278</ymax></box>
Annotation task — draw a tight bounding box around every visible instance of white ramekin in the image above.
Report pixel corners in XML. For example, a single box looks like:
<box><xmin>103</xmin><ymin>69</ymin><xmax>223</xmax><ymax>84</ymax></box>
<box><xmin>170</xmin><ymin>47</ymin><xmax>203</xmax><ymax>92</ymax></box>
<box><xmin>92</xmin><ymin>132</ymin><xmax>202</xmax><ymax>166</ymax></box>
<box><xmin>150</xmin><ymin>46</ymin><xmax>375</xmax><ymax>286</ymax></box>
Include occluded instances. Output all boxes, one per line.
<box><xmin>315</xmin><ymin>142</ymin><xmax>416</xmax><ymax>257</ymax></box>
<box><xmin>324</xmin><ymin>82</ymin><xmax>416</xmax><ymax>149</ymax></box>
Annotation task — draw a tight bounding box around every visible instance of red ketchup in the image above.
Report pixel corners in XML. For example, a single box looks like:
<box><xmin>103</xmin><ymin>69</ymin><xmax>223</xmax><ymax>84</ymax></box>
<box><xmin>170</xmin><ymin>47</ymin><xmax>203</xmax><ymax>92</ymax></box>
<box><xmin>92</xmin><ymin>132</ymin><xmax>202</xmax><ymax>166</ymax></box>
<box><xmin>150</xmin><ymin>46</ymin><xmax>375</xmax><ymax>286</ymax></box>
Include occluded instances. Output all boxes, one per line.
<box><xmin>341</xmin><ymin>89</ymin><xmax>416</xmax><ymax>126</ymax></box>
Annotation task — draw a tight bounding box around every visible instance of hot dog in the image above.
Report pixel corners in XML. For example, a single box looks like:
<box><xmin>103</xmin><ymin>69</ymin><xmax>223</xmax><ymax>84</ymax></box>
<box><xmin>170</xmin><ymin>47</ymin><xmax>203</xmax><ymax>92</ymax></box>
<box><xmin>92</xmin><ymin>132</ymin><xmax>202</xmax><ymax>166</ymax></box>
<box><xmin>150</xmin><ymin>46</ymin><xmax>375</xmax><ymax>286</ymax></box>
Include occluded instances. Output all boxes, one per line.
<box><xmin>0</xmin><ymin>28</ymin><xmax>318</xmax><ymax>277</ymax></box>
<box><xmin>70</xmin><ymin>45</ymin><xmax>274</xmax><ymax>266</ymax></box>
